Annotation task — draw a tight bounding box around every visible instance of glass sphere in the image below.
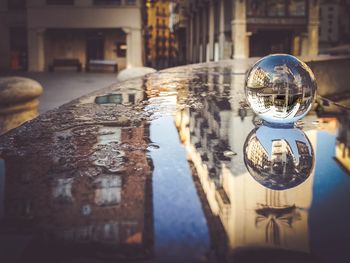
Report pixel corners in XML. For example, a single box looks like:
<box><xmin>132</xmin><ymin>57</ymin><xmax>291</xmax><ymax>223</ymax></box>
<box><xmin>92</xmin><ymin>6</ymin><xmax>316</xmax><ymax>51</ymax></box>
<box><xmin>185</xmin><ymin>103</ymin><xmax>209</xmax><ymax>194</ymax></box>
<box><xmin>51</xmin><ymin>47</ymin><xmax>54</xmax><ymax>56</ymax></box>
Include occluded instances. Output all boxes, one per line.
<box><xmin>243</xmin><ymin>126</ymin><xmax>314</xmax><ymax>190</ymax></box>
<box><xmin>245</xmin><ymin>54</ymin><xmax>317</xmax><ymax>125</ymax></box>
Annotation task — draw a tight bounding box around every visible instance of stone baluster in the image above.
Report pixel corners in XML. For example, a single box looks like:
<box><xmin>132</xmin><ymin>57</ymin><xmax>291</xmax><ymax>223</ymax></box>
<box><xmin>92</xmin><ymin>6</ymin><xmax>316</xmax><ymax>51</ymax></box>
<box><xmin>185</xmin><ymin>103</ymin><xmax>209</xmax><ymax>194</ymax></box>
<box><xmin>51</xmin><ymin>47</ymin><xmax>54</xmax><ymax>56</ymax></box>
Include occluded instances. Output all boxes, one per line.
<box><xmin>0</xmin><ymin>77</ymin><xmax>43</xmax><ymax>135</ymax></box>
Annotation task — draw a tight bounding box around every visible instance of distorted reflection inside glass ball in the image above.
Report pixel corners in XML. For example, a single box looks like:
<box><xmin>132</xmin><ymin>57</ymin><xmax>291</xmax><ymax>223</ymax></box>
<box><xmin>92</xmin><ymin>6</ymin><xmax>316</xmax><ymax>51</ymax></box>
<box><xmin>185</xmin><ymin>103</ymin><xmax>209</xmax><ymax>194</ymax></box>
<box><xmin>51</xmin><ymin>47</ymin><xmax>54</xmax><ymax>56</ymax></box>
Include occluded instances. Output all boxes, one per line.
<box><xmin>245</xmin><ymin>54</ymin><xmax>317</xmax><ymax>125</ymax></box>
<box><xmin>243</xmin><ymin>125</ymin><xmax>314</xmax><ymax>190</ymax></box>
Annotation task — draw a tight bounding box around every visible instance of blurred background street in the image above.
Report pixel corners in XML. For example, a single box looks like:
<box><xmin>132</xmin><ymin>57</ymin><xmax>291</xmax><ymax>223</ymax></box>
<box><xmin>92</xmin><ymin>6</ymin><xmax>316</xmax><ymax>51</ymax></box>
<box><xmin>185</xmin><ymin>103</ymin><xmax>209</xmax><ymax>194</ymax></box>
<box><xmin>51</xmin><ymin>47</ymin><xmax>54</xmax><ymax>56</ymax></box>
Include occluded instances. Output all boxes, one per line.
<box><xmin>0</xmin><ymin>72</ymin><xmax>117</xmax><ymax>113</ymax></box>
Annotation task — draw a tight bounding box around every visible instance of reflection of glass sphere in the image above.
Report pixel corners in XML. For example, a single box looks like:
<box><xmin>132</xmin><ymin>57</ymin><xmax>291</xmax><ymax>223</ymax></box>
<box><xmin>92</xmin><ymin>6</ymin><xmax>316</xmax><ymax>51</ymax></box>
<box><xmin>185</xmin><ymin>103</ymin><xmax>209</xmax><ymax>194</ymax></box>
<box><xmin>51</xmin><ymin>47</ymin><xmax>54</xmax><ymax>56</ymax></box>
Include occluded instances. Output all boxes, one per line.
<box><xmin>245</xmin><ymin>54</ymin><xmax>317</xmax><ymax>125</ymax></box>
<box><xmin>243</xmin><ymin>125</ymin><xmax>314</xmax><ymax>190</ymax></box>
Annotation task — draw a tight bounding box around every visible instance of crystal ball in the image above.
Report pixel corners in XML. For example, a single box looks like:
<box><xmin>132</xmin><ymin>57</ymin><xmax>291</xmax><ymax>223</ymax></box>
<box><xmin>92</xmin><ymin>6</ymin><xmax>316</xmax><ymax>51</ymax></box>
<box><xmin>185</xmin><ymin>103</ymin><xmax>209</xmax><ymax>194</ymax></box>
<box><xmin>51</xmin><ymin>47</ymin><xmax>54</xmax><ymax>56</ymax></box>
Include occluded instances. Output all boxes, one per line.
<box><xmin>245</xmin><ymin>54</ymin><xmax>317</xmax><ymax>125</ymax></box>
<box><xmin>243</xmin><ymin>126</ymin><xmax>314</xmax><ymax>190</ymax></box>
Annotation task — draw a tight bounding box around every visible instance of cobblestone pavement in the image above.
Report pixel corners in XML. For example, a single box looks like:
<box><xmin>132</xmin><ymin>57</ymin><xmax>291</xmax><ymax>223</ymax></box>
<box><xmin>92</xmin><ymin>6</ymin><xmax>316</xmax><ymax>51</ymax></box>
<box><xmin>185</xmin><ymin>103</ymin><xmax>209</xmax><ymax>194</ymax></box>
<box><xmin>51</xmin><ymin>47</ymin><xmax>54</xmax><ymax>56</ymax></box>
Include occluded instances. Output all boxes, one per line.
<box><xmin>0</xmin><ymin>71</ymin><xmax>118</xmax><ymax>114</ymax></box>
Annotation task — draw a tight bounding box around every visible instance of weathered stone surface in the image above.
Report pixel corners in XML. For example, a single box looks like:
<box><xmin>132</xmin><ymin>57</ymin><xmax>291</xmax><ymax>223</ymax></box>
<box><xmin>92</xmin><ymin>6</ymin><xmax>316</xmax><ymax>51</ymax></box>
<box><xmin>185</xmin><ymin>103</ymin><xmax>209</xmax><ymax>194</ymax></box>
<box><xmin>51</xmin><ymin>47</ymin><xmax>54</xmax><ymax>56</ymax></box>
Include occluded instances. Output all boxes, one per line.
<box><xmin>0</xmin><ymin>76</ymin><xmax>43</xmax><ymax>134</ymax></box>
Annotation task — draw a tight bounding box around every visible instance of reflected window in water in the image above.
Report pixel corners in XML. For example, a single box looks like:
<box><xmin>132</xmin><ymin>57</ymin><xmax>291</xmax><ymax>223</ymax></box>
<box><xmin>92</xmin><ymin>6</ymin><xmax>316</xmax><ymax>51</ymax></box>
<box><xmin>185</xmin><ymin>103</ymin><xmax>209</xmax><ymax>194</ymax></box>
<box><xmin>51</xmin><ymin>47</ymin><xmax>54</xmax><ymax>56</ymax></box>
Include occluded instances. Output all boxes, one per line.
<box><xmin>94</xmin><ymin>175</ymin><xmax>122</xmax><ymax>206</ymax></box>
<box><xmin>52</xmin><ymin>178</ymin><xmax>74</xmax><ymax>202</ymax></box>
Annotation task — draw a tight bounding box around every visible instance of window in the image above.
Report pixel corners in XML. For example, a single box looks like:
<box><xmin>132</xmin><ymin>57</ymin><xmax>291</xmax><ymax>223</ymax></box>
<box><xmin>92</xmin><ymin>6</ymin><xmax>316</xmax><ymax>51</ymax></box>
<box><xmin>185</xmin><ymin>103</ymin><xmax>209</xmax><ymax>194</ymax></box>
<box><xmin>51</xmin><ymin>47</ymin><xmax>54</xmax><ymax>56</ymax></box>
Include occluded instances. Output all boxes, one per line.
<box><xmin>247</xmin><ymin>0</ymin><xmax>266</xmax><ymax>17</ymax></box>
<box><xmin>126</xmin><ymin>0</ymin><xmax>136</xmax><ymax>5</ymax></box>
<box><xmin>46</xmin><ymin>0</ymin><xmax>74</xmax><ymax>4</ymax></box>
<box><xmin>93</xmin><ymin>0</ymin><xmax>121</xmax><ymax>5</ymax></box>
<box><xmin>109</xmin><ymin>94</ymin><xmax>123</xmax><ymax>104</ymax></box>
<box><xmin>8</xmin><ymin>0</ymin><xmax>26</xmax><ymax>10</ymax></box>
<box><xmin>128</xmin><ymin>94</ymin><xmax>135</xmax><ymax>104</ymax></box>
<box><xmin>116</xmin><ymin>43</ymin><xmax>126</xmax><ymax>57</ymax></box>
<box><xmin>288</xmin><ymin>0</ymin><xmax>306</xmax><ymax>17</ymax></box>
<box><xmin>267</xmin><ymin>0</ymin><xmax>285</xmax><ymax>17</ymax></box>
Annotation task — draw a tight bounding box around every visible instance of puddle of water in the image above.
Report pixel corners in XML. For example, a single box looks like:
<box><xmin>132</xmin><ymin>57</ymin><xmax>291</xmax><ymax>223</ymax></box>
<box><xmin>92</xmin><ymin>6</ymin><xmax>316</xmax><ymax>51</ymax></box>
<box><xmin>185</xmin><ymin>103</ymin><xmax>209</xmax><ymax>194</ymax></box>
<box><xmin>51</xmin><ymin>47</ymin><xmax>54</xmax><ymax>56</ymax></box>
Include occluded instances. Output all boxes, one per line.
<box><xmin>0</xmin><ymin>62</ymin><xmax>349</xmax><ymax>262</ymax></box>
<box><xmin>149</xmin><ymin>116</ymin><xmax>212</xmax><ymax>262</ymax></box>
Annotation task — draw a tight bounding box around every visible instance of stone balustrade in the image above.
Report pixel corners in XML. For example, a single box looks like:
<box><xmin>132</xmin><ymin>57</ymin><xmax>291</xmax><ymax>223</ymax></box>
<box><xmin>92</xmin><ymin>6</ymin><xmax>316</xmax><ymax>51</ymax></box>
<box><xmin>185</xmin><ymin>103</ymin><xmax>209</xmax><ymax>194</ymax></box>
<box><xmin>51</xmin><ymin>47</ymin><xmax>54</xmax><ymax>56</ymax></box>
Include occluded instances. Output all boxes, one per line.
<box><xmin>0</xmin><ymin>77</ymin><xmax>43</xmax><ymax>135</ymax></box>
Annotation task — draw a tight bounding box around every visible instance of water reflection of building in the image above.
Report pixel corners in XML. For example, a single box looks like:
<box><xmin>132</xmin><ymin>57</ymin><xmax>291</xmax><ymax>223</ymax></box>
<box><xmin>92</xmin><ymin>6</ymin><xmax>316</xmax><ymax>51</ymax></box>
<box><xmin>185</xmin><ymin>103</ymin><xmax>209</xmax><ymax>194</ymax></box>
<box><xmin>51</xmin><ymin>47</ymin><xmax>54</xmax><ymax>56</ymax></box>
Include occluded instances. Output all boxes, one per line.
<box><xmin>271</xmin><ymin>139</ymin><xmax>294</xmax><ymax>173</ymax></box>
<box><xmin>244</xmin><ymin>129</ymin><xmax>314</xmax><ymax>189</ymax></box>
<box><xmin>1</xmin><ymin>118</ymin><xmax>153</xmax><ymax>260</ymax></box>
<box><xmin>246</xmin><ymin>135</ymin><xmax>269</xmax><ymax>170</ymax></box>
<box><xmin>176</xmin><ymin>68</ymin><xmax>317</xmax><ymax>261</ymax></box>
<box><xmin>316</xmin><ymin>106</ymin><xmax>350</xmax><ymax>173</ymax></box>
<box><xmin>335</xmin><ymin>113</ymin><xmax>350</xmax><ymax>172</ymax></box>
<box><xmin>95</xmin><ymin>85</ymin><xmax>145</xmax><ymax>105</ymax></box>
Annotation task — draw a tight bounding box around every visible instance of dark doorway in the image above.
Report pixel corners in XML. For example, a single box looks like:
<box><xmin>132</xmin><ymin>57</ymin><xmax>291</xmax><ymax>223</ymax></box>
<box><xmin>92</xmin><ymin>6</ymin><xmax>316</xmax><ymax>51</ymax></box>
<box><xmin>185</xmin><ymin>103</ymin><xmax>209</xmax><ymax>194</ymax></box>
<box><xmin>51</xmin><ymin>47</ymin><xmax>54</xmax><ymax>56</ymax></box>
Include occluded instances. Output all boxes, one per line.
<box><xmin>249</xmin><ymin>30</ymin><xmax>292</xmax><ymax>57</ymax></box>
<box><xmin>86</xmin><ymin>32</ymin><xmax>105</xmax><ymax>61</ymax></box>
<box><xmin>9</xmin><ymin>27</ymin><xmax>28</xmax><ymax>71</ymax></box>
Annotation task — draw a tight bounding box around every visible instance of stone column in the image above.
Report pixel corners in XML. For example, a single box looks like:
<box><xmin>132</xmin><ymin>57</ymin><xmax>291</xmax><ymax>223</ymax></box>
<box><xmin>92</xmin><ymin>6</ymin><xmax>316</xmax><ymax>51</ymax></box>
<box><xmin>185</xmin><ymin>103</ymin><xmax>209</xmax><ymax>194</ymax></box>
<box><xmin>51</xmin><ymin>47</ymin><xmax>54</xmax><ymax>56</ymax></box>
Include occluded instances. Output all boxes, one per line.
<box><xmin>123</xmin><ymin>27</ymin><xmax>143</xmax><ymax>68</ymax></box>
<box><xmin>202</xmin><ymin>5</ymin><xmax>208</xmax><ymax>62</ymax></box>
<box><xmin>308</xmin><ymin>0</ymin><xmax>320</xmax><ymax>56</ymax></box>
<box><xmin>232</xmin><ymin>0</ymin><xmax>248</xmax><ymax>58</ymax></box>
<box><xmin>219</xmin><ymin>0</ymin><xmax>225</xmax><ymax>60</ymax></box>
<box><xmin>28</xmin><ymin>28</ymin><xmax>45</xmax><ymax>72</ymax></box>
<box><xmin>0</xmin><ymin>0</ymin><xmax>10</xmax><ymax>70</ymax></box>
<box><xmin>195</xmin><ymin>10</ymin><xmax>200</xmax><ymax>62</ymax></box>
<box><xmin>208</xmin><ymin>1</ymin><xmax>215</xmax><ymax>61</ymax></box>
<box><xmin>0</xmin><ymin>23</ymin><xmax>10</xmax><ymax>71</ymax></box>
<box><xmin>188</xmin><ymin>13</ymin><xmax>193</xmax><ymax>63</ymax></box>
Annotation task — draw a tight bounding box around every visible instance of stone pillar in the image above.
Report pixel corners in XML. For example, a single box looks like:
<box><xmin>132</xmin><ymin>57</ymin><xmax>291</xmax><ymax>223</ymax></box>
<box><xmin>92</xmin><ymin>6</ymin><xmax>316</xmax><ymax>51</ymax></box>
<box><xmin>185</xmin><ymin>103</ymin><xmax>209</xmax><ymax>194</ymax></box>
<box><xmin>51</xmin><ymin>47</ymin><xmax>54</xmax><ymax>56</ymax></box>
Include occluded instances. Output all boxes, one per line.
<box><xmin>188</xmin><ymin>13</ymin><xmax>193</xmax><ymax>63</ymax></box>
<box><xmin>0</xmin><ymin>77</ymin><xmax>43</xmax><ymax>135</ymax></box>
<box><xmin>28</xmin><ymin>28</ymin><xmax>45</xmax><ymax>72</ymax></box>
<box><xmin>208</xmin><ymin>1</ymin><xmax>215</xmax><ymax>61</ymax></box>
<box><xmin>308</xmin><ymin>0</ymin><xmax>320</xmax><ymax>56</ymax></box>
<box><xmin>123</xmin><ymin>27</ymin><xmax>143</xmax><ymax>68</ymax></box>
<box><xmin>195</xmin><ymin>11</ymin><xmax>200</xmax><ymax>62</ymax></box>
<box><xmin>202</xmin><ymin>6</ymin><xmax>207</xmax><ymax>62</ymax></box>
<box><xmin>219</xmin><ymin>0</ymin><xmax>225</xmax><ymax>60</ymax></box>
<box><xmin>0</xmin><ymin>24</ymin><xmax>10</xmax><ymax>71</ymax></box>
<box><xmin>232</xmin><ymin>0</ymin><xmax>248</xmax><ymax>58</ymax></box>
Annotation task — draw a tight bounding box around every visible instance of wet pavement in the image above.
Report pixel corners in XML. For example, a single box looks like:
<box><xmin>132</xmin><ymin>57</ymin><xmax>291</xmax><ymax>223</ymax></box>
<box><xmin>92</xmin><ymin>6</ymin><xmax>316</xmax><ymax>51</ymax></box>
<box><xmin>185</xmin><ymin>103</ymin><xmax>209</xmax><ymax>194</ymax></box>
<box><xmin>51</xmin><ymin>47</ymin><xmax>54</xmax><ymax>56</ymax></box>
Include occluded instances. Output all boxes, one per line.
<box><xmin>0</xmin><ymin>60</ymin><xmax>350</xmax><ymax>263</ymax></box>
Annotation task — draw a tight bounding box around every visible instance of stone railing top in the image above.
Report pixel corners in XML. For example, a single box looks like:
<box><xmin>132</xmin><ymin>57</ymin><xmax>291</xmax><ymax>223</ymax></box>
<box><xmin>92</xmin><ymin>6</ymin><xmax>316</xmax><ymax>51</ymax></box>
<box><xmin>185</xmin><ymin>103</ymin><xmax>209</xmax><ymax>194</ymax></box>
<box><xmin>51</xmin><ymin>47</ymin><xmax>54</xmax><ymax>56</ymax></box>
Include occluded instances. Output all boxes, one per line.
<box><xmin>0</xmin><ymin>59</ymin><xmax>349</xmax><ymax>262</ymax></box>
<box><xmin>0</xmin><ymin>76</ymin><xmax>43</xmax><ymax>104</ymax></box>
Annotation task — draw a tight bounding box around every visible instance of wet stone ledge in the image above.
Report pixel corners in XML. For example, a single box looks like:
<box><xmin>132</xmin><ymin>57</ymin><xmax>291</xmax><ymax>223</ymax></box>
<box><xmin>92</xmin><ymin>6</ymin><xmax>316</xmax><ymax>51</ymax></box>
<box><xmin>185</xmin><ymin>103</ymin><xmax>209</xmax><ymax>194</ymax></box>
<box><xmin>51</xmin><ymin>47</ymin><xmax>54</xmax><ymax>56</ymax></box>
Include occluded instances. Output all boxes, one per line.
<box><xmin>0</xmin><ymin>59</ymin><xmax>350</xmax><ymax>262</ymax></box>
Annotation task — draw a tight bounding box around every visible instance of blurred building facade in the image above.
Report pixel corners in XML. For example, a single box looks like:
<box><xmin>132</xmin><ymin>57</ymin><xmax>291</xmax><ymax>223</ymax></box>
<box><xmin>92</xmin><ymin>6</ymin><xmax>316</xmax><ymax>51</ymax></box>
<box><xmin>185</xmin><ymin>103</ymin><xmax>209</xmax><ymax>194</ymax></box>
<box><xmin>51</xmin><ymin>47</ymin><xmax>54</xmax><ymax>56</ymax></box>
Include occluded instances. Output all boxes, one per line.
<box><xmin>0</xmin><ymin>0</ymin><xmax>145</xmax><ymax>72</ymax></box>
<box><xmin>170</xmin><ymin>0</ymin><xmax>187</xmax><ymax>65</ymax></box>
<box><xmin>145</xmin><ymin>0</ymin><xmax>176</xmax><ymax>69</ymax></box>
<box><xmin>179</xmin><ymin>0</ymin><xmax>320</xmax><ymax>63</ymax></box>
<box><xmin>319</xmin><ymin>0</ymin><xmax>350</xmax><ymax>48</ymax></box>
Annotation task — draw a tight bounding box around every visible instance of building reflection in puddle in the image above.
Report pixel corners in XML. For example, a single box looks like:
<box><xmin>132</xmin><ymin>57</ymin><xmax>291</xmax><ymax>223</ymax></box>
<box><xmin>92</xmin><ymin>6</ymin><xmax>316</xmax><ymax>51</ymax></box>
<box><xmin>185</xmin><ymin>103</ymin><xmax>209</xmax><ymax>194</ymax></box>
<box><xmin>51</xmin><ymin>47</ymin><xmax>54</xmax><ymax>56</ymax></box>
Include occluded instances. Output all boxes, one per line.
<box><xmin>244</xmin><ymin>126</ymin><xmax>314</xmax><ymax>190</ymax></box>
<box><xmin>243</xmin><ymin>125</ymin><xmax>314</xmax><ymax>250</ymax></box>
<box><xmin>335</xmin><ymin>112</ymin><xmax>350</xmax><ymax>172</ymax></box>
<box><xmin>0</xmin><ymin>84</ymin><xmax>154</xmax><ymax>261</ymax></box>
<box><xmin>176</xmin><ymin>66</ymin><xmax>318</xmax><ymax>261</ymax></box>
